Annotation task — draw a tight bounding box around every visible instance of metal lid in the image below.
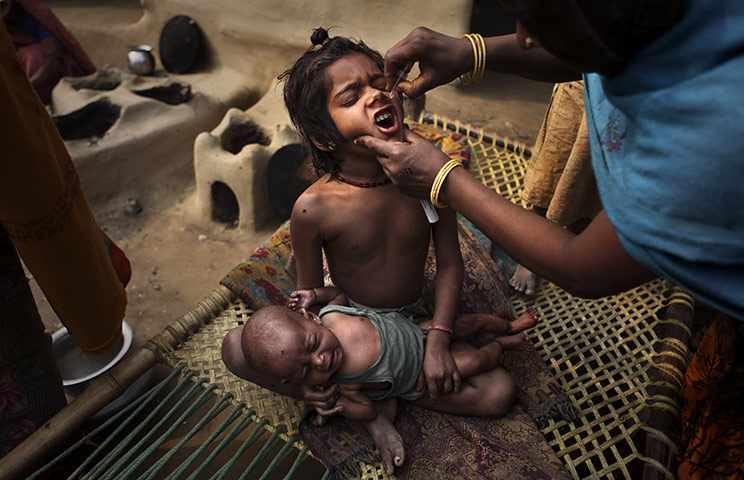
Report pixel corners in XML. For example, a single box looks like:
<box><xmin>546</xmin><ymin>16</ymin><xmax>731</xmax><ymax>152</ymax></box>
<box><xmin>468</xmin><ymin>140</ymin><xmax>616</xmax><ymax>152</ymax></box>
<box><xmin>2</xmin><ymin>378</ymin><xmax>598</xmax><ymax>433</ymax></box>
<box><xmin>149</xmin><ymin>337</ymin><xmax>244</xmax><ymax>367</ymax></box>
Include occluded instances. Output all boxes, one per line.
<box><xmin>159</xmin><ymin>15</ymin><xmax>202</xmax><ymax>74</ymax></box>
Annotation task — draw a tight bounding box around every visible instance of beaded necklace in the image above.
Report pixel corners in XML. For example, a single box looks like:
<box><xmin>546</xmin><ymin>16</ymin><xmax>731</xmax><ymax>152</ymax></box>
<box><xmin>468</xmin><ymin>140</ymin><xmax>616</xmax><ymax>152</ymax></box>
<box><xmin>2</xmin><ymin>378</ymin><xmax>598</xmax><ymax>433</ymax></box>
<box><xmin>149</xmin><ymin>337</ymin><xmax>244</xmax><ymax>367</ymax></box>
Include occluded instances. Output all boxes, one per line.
<box><xmin>334</xmin><ymin>173</ymin><xmax>391</xmax><ymax>188</ymax></box>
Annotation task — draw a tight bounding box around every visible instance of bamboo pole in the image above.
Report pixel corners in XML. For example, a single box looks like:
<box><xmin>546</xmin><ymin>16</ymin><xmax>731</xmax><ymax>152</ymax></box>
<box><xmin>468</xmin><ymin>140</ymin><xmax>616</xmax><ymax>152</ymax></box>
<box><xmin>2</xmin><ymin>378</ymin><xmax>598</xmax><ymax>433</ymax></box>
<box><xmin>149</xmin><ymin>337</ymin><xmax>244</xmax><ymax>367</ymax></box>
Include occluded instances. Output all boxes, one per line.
<box><xmin>0</xmin><ymin>286</ymin><xmax>235</xmax><ymax>480</ymax></box>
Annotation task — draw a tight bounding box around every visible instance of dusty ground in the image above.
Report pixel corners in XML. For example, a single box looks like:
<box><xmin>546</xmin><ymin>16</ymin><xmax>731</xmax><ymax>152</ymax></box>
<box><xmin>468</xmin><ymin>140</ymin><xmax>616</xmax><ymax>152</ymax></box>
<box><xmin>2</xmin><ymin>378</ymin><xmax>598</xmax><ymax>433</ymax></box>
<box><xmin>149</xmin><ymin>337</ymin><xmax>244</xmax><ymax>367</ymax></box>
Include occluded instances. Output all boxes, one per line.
<box><xmin>31</xmin><ymin>2</ymin><xmax>553</xmax><ymax>342</ymax></box>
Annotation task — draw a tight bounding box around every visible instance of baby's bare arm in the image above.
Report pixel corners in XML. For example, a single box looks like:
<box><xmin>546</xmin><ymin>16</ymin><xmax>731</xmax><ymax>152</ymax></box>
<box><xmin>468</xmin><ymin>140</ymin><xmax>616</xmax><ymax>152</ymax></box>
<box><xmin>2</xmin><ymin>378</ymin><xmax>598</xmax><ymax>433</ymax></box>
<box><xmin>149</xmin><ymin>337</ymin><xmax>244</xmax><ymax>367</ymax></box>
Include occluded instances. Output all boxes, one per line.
<box><xmin>337</xmin><ymin>385</ymin><xmax>377</xmax><ymax>421</ymax></box>
<box><xmin>288</xmin><ymin>289</ymin><xmax>314</xmax><ymax>310</ymax></box>
<box><xmin>322</xmin><ymin>287</ymin><xmax>347</xmax><ymax>305</ymax></box>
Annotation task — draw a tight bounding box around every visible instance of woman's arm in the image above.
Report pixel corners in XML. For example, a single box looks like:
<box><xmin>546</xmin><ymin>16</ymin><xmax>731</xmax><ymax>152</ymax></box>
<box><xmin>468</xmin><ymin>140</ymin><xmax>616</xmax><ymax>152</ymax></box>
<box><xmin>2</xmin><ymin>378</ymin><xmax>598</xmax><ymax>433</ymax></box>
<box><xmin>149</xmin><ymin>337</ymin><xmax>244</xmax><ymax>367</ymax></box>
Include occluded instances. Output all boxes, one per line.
<box><xmin>355</xmin><ymin>131</ymin><xmax>655</xmax><ymax>298</ymax></box>
<box><xmin>421</xmin><ymin>206</ymin><xmax>463</xmax><ymax>399</ymax></box>
<box><xmin>482</xmin><ymin>33</ymin><xmax>581</xmax><ymax>82</ymax></box>
<box><xmin>29</xmin><ymin>36</ymin><xmax>64</xmax><ymax>103</ymax></box>
<box><xmin>440</xmin><ymin>168</ymin><xmax>655</xmax><ymax>297</ymax></box>
<box><xmin>384</xmin><ymin>27</ymin><xmax>580</xmax><ymax>99</ymax></box>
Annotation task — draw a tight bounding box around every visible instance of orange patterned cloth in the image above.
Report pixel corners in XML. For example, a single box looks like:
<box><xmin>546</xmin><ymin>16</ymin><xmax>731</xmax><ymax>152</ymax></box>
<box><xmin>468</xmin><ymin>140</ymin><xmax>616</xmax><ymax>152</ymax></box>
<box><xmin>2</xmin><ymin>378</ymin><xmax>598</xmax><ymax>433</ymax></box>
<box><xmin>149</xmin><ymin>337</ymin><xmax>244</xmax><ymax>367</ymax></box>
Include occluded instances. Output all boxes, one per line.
<box><xmin>0</xmin><ymin>24</ymin><xmax>125</xmax><ymax>356</ymax></box>
<box><xmin>678</xmin><ymin>313</ymin><xmax>744</xmax><ymax>479</ymax></box>
<box><xmin>0</xmin><ymin>22</ymin><xmax>125</xmax><ymax>457</ymax></box>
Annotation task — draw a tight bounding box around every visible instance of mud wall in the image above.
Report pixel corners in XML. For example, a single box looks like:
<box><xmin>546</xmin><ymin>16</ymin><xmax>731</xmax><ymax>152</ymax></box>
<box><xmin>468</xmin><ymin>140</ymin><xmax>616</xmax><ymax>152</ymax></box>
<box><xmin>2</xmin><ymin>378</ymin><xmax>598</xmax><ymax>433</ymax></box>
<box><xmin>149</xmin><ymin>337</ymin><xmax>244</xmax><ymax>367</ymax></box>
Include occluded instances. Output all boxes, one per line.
<box><xmin>47</xmin><ymin>0</ymin><xmax>472</xmax><ymax>215</ymax></box>
<box><xmin>62</xmin><ymin>0</ymin><xmax>472</xmax><ymax>88</ymax></box>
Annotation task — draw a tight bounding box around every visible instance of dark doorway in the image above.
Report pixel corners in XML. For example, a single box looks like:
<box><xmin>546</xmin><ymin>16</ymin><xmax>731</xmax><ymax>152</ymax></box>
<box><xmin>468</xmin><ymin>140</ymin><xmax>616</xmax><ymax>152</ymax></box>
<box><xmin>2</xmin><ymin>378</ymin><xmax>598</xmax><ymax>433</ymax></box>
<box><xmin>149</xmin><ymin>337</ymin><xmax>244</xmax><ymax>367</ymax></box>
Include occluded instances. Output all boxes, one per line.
<box><xmin>210</xmin><ymin>181</ymin><xmax>239</xmax><ymax>227</ymax></box>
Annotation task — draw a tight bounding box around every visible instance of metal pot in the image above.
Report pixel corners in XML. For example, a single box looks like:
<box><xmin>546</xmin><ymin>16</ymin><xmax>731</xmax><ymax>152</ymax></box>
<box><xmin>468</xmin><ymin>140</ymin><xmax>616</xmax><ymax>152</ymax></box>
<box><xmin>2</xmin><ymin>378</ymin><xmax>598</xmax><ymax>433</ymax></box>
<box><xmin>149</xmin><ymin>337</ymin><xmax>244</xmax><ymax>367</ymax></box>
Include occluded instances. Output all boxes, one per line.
<box><xmin>126</xmin><ymin>45</ymin><xmax>155</xmax><ymax>75</ymax></box>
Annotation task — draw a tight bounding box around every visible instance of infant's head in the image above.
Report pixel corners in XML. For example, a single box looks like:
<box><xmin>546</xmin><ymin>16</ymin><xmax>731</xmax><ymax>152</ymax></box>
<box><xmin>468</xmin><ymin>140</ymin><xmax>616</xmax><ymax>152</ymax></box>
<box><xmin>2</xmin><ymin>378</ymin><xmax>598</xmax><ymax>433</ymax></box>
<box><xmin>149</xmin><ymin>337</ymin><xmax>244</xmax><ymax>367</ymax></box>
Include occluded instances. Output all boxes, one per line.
<box><xmin>241</xmin><ymin>306</ymin><xmax>343</xmax><ymax>387</ymax></box>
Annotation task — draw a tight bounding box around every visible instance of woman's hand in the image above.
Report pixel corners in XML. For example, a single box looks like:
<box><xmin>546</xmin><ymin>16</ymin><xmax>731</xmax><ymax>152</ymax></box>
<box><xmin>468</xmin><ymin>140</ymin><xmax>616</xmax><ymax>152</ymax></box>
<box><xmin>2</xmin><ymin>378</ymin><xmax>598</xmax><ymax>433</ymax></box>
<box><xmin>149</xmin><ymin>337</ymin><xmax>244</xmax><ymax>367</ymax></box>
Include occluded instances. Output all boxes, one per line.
<box><xmin>355</xmin><ymin>127</ymin><xmax>449</xmax><ymax>198</ymax></box>
<box><xmin>417</xmin><ymin>335</ymin><xmax>461</xmax><ymax>402</ymax></box>
<box><xmin>385</xmin><ymin>27</ymin><xmax>473</xmax><ymax>99</ymax></box>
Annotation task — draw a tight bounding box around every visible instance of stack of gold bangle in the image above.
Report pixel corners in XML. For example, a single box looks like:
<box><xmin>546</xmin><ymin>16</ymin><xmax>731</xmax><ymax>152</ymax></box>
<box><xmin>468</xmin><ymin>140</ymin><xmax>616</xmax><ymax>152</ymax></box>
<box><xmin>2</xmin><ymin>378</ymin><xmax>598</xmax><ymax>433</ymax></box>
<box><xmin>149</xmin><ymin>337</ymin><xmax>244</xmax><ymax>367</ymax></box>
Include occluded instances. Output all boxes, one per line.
<box><xmin>430</xmin><ymin>159</ymin><xmax>463</xmax><ymax>209</ymax></box>
<box><xmin>460</xmin><ymin>33</ymin><xmax>486</xmax><ymax>86</ymax></box>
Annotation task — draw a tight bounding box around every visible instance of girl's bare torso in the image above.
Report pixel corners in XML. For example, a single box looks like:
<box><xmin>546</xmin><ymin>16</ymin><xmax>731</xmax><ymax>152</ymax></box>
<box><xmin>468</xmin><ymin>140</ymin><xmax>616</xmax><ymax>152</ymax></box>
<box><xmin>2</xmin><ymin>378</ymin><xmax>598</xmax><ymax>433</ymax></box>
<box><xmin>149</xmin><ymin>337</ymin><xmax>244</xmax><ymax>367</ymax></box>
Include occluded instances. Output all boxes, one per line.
<box><xmin>303</xmin><ymin>177</ymin><xmax>431</xmax><ymax>308</ymax></box>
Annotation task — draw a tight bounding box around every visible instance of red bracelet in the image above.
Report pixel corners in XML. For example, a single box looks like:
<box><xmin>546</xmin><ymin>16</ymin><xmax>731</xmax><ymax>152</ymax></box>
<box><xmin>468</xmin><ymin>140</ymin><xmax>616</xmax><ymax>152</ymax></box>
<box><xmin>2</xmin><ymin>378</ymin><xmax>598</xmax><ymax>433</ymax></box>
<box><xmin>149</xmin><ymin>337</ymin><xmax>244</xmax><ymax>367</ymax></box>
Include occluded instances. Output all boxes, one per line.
<box><xmin>427</xmin><ymin>325</ymin><xmax>454</xmax><ymax>335</ymax></box>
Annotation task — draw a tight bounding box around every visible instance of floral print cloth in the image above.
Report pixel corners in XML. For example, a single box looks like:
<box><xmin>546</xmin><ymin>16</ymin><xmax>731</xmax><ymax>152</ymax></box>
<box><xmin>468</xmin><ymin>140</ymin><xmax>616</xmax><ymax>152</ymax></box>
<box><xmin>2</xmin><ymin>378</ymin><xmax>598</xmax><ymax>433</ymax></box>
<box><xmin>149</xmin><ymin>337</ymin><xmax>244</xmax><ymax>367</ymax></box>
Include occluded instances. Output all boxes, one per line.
<box><xmin>0</xmin><ymin>225</ymin><xmax>66</xmax><ymax>457</ymax></box>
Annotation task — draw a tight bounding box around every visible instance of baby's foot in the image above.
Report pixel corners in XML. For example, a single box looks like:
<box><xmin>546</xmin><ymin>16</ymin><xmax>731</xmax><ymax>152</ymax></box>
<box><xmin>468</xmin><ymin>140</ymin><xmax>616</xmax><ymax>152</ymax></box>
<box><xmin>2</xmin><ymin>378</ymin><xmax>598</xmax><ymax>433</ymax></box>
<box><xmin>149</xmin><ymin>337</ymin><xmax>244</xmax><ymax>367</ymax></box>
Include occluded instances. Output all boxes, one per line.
<box><xmin>365</xmin><ymin>398</ymin><xmax>405</xmax><ymax>475</ymax></box>
<box><xmin>509</xmin><ymin>307</ymin><xmax>539</xmax><ymax>333</ymax></box>
<box><xmin>496</xmin><ymin>332</ymin><xmax>533</xmax><ymax>352</ymax></box>
<box><xmin>509</xmin><ymin>264</ymin><xmax>538</xmax><ymax>295</ymax></box>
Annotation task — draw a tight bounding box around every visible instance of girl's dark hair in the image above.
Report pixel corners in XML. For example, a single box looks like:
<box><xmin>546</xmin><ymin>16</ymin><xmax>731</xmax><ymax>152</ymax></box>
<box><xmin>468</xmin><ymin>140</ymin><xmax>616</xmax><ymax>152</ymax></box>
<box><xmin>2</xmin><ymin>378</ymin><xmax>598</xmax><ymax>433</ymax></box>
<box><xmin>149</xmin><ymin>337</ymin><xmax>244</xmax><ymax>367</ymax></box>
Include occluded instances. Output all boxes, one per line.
<box><xmin>279</xmin><ymin>27</ymin><xmax>384</xmax><ymax>176</ymax></box>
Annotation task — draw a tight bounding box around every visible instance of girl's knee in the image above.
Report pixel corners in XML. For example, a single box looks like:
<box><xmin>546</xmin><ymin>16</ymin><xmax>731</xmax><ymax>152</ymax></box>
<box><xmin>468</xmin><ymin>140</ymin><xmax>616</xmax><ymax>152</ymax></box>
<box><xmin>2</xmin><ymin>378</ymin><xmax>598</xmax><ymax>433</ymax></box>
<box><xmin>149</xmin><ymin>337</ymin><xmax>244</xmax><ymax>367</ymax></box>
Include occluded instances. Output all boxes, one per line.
<box><xmin>485</xmin><ymin>371</ymin><xmax>517</xmax><ymax>417</ymax></box>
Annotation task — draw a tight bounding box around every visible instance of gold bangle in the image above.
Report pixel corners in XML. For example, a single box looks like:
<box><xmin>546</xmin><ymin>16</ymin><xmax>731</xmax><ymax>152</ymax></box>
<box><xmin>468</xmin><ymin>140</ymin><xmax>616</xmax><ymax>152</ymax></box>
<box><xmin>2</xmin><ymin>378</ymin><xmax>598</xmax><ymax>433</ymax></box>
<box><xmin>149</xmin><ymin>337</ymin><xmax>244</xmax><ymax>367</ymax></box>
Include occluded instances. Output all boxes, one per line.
<box><xmin>473</xmin><ymin>33</ymin><xmax>486</xmax><ymax>83</ymax></box>
<box><xmin>460</xmin><ymin>33</ymin><xmax>485</xmax><ymax>86</ymax></box>
<box><xmin>430</xmin><ymin>159</ymin><xmax>462</xmax><ymax>209</ymax></box>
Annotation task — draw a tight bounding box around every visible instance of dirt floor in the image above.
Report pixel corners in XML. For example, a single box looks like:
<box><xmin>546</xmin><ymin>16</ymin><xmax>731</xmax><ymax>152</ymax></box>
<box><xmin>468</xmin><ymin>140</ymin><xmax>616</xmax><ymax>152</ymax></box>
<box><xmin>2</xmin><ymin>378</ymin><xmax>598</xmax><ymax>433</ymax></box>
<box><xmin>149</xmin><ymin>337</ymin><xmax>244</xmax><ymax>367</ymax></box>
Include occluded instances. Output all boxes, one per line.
<box><xmin>30</xmin><ymin>3</ymin><xmax>554</xmax><ymax>343</ymax></box>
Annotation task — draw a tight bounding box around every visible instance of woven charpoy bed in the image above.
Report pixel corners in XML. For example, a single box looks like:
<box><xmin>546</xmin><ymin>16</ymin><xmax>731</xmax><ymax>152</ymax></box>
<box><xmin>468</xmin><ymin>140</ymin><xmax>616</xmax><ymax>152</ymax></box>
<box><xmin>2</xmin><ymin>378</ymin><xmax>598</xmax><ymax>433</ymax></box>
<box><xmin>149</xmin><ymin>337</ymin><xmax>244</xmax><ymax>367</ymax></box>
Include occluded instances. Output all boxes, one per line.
<box><xmin>0</xmin><ymin>112</ymin><xmax>695</xmax><ymax>480</ymax></box>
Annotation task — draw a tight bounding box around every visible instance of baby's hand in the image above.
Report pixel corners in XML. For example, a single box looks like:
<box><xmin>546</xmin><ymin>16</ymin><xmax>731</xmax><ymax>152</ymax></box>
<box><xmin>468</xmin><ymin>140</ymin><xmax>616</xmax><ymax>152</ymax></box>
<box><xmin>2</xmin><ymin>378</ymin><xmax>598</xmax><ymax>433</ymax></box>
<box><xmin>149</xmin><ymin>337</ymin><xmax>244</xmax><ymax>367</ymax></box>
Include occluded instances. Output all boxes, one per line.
<box><xmin>302</xmin><ymin>383</ymin><xmax>344</xmax><ymax>423</ymax></box>
<box><xmin>311</xmin><ymin>403</ymin><xmax>345</xmax><ymax>426</ymax></box>
<box><xmin>300</xmin><ymin>383</ymin><xmax>340</xmax><ymax>411</ymax></box>
<box><xmin>289</xmin><ymin>289</ymin><xmax>316</xmax><ymax>310</ymax></box>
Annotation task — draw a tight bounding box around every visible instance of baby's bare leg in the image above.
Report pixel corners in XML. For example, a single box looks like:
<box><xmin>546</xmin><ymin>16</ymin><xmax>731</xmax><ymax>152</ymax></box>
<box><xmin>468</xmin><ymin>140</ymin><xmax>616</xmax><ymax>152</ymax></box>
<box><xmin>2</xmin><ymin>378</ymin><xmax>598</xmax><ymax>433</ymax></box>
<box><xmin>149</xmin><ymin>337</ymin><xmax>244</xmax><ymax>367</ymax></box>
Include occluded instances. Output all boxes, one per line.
<box><xmin>451</xmin><ymin>334</ymin><xmax>532</xmax><ymax>378</ymax></box>
<box><xmin>419</xmin><ymin>307</ymin><xmax>539</xmax><ymax>339</ymax></box>
<box><xmin>364</xmin><ymin>398</ymin><xmax>404</xmax><ymax>475</ymax></box>
<box><xmin>412</xmin><ymin>366</ymin><xmax>517</xmax><ymax>417</ymax></box>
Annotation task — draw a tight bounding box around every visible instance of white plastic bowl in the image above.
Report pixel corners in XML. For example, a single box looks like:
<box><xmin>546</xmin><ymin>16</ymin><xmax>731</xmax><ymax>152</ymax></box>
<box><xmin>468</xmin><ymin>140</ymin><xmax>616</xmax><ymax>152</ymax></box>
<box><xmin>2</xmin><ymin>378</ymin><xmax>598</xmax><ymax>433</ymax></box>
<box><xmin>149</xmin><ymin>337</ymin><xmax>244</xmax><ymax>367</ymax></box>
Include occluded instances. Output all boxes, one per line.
<box><xmin>51</xmin><ymin>320</ymin><xmax>133</xmax><ymax>387</ymax></box>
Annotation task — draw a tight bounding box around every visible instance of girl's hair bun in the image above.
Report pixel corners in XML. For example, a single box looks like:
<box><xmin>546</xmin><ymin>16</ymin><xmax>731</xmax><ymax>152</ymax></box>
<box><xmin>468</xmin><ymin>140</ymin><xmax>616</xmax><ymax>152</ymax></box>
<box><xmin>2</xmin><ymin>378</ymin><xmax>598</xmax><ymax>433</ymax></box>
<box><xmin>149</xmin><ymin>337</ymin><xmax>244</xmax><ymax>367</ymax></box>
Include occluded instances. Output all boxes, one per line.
<box><xmin>311</xmin><ymin>28</ymin><xmax>329</xmax><ymax>47</ymax></box>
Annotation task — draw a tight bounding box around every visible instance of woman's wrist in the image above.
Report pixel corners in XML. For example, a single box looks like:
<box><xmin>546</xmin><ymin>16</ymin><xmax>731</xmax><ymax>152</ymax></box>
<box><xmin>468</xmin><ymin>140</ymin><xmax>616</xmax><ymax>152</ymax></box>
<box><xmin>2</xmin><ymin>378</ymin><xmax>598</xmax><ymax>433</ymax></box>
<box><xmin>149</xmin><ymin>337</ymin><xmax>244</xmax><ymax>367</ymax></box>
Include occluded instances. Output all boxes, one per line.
<box><xmin>438</xmin><ymin>164</ymin><xmax>470</xmax><ymax>210</ymax></box>
<box><xmin>430</xmin><ymin>160</ymin><xmax>464</xmax><ymax>208</ymax></box>
<box><xmin>459</xmin><ymin>33</ymin><xmax>486</xmax><ymax>86</ymax></box>
<box><xmin>455</xmin><ymin>35</ymin><xmax>476</xmax><ymax>76</ymax></box>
